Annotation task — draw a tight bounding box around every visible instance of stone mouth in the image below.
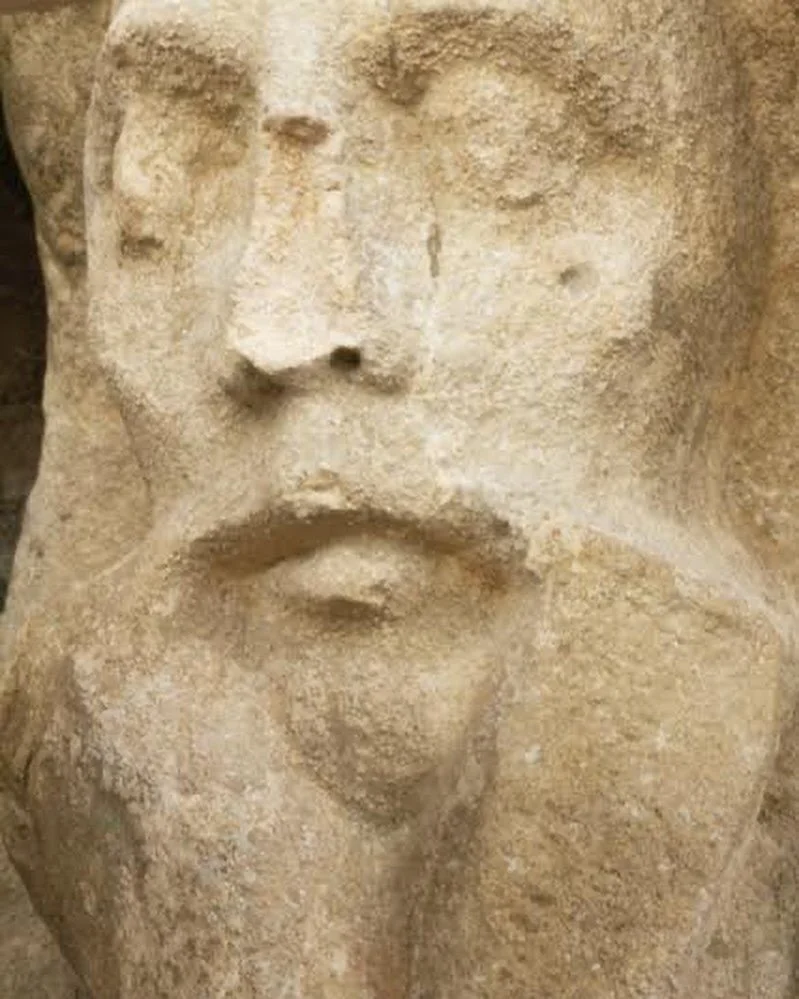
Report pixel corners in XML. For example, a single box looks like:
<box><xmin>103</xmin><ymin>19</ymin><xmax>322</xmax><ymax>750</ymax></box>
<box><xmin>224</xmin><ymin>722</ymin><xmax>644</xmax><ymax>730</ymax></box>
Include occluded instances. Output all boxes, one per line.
<box><xmin>176</xmin><ymin>488</ymin><xmax>529</xmax><ymax>586</ymax></box>
<box><xmin>266</xmin><ymin>534</ymin><xmax>441</xmax><ymax>622</ymax></box>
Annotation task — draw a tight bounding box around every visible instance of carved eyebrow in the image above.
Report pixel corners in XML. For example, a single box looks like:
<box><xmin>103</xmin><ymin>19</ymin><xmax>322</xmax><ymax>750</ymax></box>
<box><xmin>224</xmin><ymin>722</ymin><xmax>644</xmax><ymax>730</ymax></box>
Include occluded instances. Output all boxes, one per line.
<box><xmin>360</xmin><ymin>6</ymin><xmax>667</xmax><ymax>149</ymax></box>
<box><xmin>103</xmin><ymin>17</ymin><xmax>258</xmax><ymax>108</ymax></box>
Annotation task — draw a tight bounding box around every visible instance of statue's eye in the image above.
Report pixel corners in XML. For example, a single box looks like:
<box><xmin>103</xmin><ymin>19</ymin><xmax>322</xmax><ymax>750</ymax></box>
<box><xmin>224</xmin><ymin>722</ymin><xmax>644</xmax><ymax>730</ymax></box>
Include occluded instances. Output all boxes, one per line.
<box><xmin>111</xmin><ymin>96</ymin><xmax>249</xmax><ymax>262</ymax></box>
<box><xmin>419</xmin><ymin>66</ymin><xmax>588</xmax><ymax>211</ymax></box>
<box><xmin>112</xmin><ymin>111</ymin><xmax>186</xmax><ymax>260</ymax></box>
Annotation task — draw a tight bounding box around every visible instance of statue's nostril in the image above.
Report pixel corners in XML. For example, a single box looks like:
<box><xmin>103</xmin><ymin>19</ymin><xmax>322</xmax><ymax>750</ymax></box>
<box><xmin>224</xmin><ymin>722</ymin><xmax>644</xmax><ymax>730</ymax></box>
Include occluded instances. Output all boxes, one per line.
<box><xmin>329</xmin><ymin>346</ymin><xmax>362</xmax><ymax>372</ymax></box>
<box><xmin>219</xmin><ymin>354</ymin><xmax>284</xmax><ymax>409</ymax></box>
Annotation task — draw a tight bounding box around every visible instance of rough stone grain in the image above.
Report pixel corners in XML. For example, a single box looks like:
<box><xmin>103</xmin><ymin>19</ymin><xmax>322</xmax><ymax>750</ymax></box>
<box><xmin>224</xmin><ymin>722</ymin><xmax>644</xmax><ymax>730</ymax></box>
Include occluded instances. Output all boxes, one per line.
<box><xmin>1</xmin><ymin>1</ymin><xmax>798</xmax><ymax>997</ymax></box>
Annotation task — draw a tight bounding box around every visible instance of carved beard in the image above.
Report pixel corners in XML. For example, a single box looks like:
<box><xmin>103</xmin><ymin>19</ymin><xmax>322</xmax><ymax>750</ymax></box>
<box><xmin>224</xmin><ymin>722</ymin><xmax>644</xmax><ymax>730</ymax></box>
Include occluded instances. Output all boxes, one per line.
<box><xmin>0</xmin><ymin>544</ymin><xmax>514</xmax><ymax>998</ymax></box>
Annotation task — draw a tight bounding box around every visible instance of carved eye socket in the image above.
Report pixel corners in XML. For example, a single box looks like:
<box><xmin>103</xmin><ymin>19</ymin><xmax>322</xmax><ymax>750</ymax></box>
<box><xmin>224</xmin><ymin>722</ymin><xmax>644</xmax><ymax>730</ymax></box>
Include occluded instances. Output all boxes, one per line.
<box><xmin>112</xmin><ymin>111</ymin><xmax>188</xmax><ymax>260</ymax></box>
<box><xmin>110</xmin><ymin>95</ymin><xmax>250</xmax><ymax>262</ymax></box>
<box><xmin>420</xmin><ymin>65</ymin><xmax>587</xmax><ymax>210</ymax></box>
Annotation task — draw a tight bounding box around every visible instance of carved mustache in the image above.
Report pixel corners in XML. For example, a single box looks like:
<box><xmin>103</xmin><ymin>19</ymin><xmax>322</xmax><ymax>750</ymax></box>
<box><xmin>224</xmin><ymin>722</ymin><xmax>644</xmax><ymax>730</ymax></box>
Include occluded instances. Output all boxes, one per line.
<box><xmin>166</xmin><ymin>480</ymin><xmax>530</xmax><ymax>584</ymax></box>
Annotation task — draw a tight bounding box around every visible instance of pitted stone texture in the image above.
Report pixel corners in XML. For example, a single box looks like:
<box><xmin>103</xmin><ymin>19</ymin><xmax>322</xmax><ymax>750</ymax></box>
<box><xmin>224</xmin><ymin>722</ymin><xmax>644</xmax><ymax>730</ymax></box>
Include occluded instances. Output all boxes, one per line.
<box><xmin>719</xmin><ymin>0</ymin><xmax>799</xmax><ymax>607</ymax></box>
<box><xmin>0</xmin><ymin>845</ymin><xmax>85</xmax><ymax>999</ymax></box>
<box><xmin>0</xmin><ymin>524</ymin><xmax>787</xmax><ymax>998</ymax></box>
<box><xmin>1</xmin><ymin>0</ymin><xmax>149</xmax><ymax>632</ymax></box>
<box><xmin>0</xmin><ymin>106</ymin><xmax>44</xmax><ymax>607</ymax></box>
<box><xmin>1</xmin><ymin>1</ymin><xmax>798</xmax><ymax>997</ymax></box>
<box><xmin>0</xmin><ymin>42</ymin><xmax>78</xmax><ymax>998</ymax></box>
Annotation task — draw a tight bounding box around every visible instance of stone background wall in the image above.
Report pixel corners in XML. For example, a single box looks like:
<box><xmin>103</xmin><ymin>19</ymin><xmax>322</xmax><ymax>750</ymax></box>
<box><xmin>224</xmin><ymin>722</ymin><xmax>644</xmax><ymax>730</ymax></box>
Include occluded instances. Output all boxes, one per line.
<box><xmin>0</xmin><ymin>104</ymin><xmax>42</xmax><ymax>609</ymax></box>
<box><xmin>0</xmin><ymin>109</ymin><xmax>83</xmax><ymax>999</ymax></box>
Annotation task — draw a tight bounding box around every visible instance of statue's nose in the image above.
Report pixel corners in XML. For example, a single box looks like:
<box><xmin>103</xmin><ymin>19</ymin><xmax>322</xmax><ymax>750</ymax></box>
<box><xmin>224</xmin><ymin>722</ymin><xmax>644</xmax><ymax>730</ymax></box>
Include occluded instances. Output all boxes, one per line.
<box><xmin>221</xmin><ymin>311</ymin><xmax>415</xmax><ymax>401</ymax></box>
<box><xmin>221</xmin><ymin>67</ymin><xmax>419</xmax><ymax>397</ymax></box>
<box><xmin>228</xmin><ymin>321</ymin><xmax>364</xmax><ymax>385</ymax></box>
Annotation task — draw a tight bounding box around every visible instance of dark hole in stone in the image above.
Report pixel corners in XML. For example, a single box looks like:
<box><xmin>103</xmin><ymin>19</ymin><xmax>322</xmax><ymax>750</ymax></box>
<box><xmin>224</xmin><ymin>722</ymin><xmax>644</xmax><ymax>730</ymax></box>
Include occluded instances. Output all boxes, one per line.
<box><xmin>0</xmin><ymin>99</ymin><xmax>47</xmax><ymax>612</ymax></box>
<box><xmin>329</xmin><ymin>346</ymin><xmax>362</xmax><ymax>371</ymax></box>
<box><xmin>558</xmin><ymin>262</ymin><xmax>598</xmax><ymax>297</ymax></box>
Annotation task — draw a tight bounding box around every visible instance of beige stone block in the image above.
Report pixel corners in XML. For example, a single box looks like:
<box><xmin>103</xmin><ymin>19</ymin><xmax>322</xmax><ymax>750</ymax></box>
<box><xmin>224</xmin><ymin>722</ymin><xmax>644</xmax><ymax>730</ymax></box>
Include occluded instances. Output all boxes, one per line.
<box><xmin>1</xmin><ymin>0</ymin><xmax>798</xmax><ymax>995</ymax></box>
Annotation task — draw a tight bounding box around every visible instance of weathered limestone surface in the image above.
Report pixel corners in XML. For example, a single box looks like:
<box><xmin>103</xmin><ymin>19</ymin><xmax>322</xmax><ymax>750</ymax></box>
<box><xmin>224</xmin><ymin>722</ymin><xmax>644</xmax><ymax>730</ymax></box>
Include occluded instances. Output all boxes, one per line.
<box><xmin>1</xmin><ymin>0</ymin><xmax>798</xmax><ymax>996</ymax></box>
<box><xmin>0</xmin><ymin>1</ymin><xmax>75</xmax><ymax>10</ymax></box>
<box><xmin>0</xmin><ymin>60</ymin><xmax>84</xmax><ymax>999</ymax></box>
<box><xmin>0</xmin><ymin>111</ymin><xmax>43</xmax><ymax>608</ymax></box>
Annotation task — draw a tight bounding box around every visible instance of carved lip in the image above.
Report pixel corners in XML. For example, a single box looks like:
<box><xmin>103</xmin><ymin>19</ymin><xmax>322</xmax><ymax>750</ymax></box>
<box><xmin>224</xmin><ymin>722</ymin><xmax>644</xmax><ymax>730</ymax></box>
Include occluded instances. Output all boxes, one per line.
<box><xmin>176</xmin><ymin>489</ymin><xmax>528</xmax><ymax>584</ymax></box>
<box><xmin>265</xmin><ymin>536</ymin><xmax>443</xmax><ymax>621</ymax></box>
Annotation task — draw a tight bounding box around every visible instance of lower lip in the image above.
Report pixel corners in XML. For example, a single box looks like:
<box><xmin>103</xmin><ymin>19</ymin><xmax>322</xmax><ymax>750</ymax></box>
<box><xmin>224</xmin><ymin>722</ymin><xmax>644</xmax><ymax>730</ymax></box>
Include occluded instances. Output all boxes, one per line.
<box><xmin>265</xmin><ymin>535</ymin><xmax>435</xmax><ymax>620</ymax></box>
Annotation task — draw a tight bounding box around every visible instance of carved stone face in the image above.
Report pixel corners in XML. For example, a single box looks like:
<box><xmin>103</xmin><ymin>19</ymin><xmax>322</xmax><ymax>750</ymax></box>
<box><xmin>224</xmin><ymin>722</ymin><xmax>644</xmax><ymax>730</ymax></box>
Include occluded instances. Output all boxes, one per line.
<box><xmin>85</xmin><ymin>0</ymin><xmax>761</xmax><ymax>522</ymax></box>
<box><xmin>2</xmin><ymin>1</ymin><xmax>779</xmax><ymax>997</ymax></box>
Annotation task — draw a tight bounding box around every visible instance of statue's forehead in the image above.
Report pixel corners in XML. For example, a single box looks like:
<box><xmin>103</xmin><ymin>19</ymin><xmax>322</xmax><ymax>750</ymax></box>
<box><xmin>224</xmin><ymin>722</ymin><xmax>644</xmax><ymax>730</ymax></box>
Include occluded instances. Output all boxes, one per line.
<box><xmin>104</xmin><ymin>0</ymin><xmax>677</xmax><ymax>146</ymax></box>
<box><xmin>107</xmin><ymin>0</ymin><xmax>660</xmax><ymax>63</ymax></box>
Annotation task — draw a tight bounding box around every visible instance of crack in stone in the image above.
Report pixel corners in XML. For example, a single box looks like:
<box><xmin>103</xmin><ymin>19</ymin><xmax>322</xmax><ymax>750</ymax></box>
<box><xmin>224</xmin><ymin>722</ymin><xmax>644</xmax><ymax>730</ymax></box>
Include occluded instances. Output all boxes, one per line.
<box><xmin>426</xmin><ymin>219</ymin><xmax>442</xmax><ymax>279</ymax></box>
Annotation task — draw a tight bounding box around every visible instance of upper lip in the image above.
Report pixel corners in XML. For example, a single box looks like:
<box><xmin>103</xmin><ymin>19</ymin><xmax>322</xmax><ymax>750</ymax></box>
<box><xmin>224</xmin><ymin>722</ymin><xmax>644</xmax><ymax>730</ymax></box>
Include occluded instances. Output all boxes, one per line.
<box><xmin>165</xmin><ymin>483</ymin><xmax>528</xmax><ymax>583</ymax></box>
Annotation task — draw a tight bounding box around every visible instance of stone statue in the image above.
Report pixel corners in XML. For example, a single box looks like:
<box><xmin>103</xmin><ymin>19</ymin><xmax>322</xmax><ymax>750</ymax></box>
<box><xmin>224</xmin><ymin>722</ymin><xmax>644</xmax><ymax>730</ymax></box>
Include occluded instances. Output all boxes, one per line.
<box><xmin>1</xmin><ymin>0</ymin><xmax>798</xmax><ymax>996</ymax></box>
